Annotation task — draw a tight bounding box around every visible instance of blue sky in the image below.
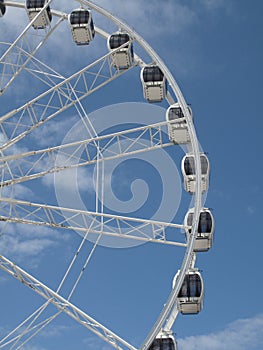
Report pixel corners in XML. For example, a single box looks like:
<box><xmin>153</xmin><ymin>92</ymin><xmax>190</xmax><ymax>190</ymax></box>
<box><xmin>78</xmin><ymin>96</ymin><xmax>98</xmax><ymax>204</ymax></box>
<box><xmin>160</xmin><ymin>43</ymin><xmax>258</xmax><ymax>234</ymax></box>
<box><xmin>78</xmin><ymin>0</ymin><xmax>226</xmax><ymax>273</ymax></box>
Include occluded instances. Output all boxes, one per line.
<box><xmin>0</xmin><ymin>1</ymin><xmax>263</xmax><ymax>350</ymax></box>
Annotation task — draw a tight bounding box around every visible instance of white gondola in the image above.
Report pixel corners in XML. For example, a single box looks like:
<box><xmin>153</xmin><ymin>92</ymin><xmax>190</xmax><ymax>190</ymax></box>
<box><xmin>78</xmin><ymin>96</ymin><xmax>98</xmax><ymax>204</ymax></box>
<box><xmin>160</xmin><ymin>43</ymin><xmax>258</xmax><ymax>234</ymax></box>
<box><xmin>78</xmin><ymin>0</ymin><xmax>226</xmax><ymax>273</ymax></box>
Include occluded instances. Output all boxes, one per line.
<box><xmin>173</xmin><ymin>269</ymin><xmax>204</xmax><ymax>315</ymax></box>
<box><xmin>149</xmin><ymin>332</ymin><xmax>177</xmax><ymax>350</ymax></box>
<box><xmin>181</xmin><ymin>153</ymin><xmax>210</xmax><ymax>194</ymax></box>
<box><xmin>25</xmin><ymin>0</ymin><xmax>52</xmax><ymax>29</ymax></box>
<box><xmin>107</xmin><ymin>32</ymin><xmax>134</xmax><ymax>69</ymax></box>
<box><xmin>166</xmin><ymin>103</ymin><xmax>192</xmax><ymax>144</ymax></box>
<box><xmin>184</xmin><ymin>208</ymin><xmax>214</xmax><ymax>252</ymax></box>
<box><xmin>140</xmin><ymin>65</ymin><xmax>167</xmax><ymax>103</ymax></box>
<box><xmin>69</xmin><ymin>9</ymin><xmax>95</xmax><ymax>45</ymax></box>
<box><xmin>0</xmin><ymin>0</ymin><xmax>6</xmax><ymax>17</ymax></box>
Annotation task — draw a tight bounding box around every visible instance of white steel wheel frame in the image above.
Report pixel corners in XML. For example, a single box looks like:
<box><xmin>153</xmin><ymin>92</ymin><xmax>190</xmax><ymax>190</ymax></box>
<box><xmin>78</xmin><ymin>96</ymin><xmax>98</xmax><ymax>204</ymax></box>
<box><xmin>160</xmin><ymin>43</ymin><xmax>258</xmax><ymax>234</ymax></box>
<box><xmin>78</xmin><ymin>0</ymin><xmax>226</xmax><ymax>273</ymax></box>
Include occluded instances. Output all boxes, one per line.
<box><xmin>0</xmin><ymin>1</ymin><xmax>206</xmax><ymax>349</ymax></box>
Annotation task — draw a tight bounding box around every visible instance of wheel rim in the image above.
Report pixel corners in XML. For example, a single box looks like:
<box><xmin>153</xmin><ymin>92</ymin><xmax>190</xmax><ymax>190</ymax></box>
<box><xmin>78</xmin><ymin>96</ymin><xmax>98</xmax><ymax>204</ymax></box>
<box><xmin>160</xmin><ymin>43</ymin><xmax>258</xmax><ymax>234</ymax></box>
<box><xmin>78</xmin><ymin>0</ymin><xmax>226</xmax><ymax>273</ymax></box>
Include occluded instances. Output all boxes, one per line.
<box><xmin>0</xmin><ymin>2</ymin><xmax>210</xmax><ymax>349</ymax></box>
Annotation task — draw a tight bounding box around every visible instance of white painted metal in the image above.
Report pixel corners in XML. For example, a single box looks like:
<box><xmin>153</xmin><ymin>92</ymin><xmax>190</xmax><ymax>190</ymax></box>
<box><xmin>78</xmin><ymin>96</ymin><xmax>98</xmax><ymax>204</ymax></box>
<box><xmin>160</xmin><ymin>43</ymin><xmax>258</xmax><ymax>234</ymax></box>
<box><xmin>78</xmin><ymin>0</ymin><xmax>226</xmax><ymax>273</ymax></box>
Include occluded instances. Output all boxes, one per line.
<box><xmin>149</xmin><ymin>330</ymin><xmax>177</xmax><ymax>350</ymax></box>
<box><xmin>0</xmin><ymin>222</ymin><xmax>101</xmax><ymax>349</ymax></box>
<box><xmin>181</xmin><ymin>153</ymin><xmax>210</xmax><ymax>194</ymax></box>
<box><xmin>140</xmin><ymin>65</ymin><xmax>167</xmax><ymax>103</ymax></box>
<box><xmin>0</xmin><ymin>1</ymin><xmax>208</xmax><ymax>349</ymax></box>
<box><xmin>184</xmin><ymin>208</ymin><xmax>214</xmax><ymax>252</ymax></box>
<box><xmin>25</xmin><ymin>0</ymin><xmax>53</xmax><ymax>29</ymax></box>
<box><xmin>172</xmin><ymin>269</ymin><xmax>204</xmax><ymax>315</ymax></box>
<box><xmin>77</xmin><ymin>1</ymin><xmax>204</xmax><ymax>347</ymax></box>
<box><xmin>107</xmin><ymin>33</ymin><xmax>134</xmax><ymax>69</ymax></box>
<box><xmin>0</xmin><ymin>0</ymin><xmax>64</xmax><ymax>94</ymax></box>
<box><xmin>166</xmin><ymin>103</ymin><xmax>192</xmax><ymax>144</ymax></box>
<box><xmin>0</xmin><ymin>197</ymin><xmax>188</xmax><ymax>247</ymax></box>
<box><xmin>69</xmin><ymin>9</ymin><xmax>95</xmax><ymax>45</ymax></box>
<box><xmin>0</xmin><ymin>255</ymin><xmax>137</xmax><ymax>350</ymax></box>
<box><xmin>0</xmin><ymin>48</ymin><xmax>136</xmax><ymax>151</ymax></box>
<box><xmin>0</xmin><ymin>120</ymin><xmax>173</xmax><ymax>187</ymax></box>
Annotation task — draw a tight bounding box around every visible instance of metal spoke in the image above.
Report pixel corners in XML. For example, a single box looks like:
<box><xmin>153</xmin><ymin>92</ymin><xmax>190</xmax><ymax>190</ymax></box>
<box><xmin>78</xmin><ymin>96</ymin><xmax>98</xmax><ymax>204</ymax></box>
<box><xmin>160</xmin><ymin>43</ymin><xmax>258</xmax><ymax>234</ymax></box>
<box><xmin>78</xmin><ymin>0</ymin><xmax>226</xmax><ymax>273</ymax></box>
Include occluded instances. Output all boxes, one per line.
<box><xmin>0</xmin><ymin>121</ymin><xmax>173</xmax><ymax>186</ymax></box>
<box><xmin>0</xmin><ymin>1</ymin><xmax>211</xmax><ymax>349</ymax></box>
<box><xmin>0</xmin><ymin>197</ymin><xmax>187</xmax><ymax>247</ymax></box>
<box><xmin>0</xmin><ymin>255</ymin><xmax>137</xmax><ymax>350</ymax></box>
<box><xmin>0</xmin><ymin>47</ymin><xmax>137</xmax><ymax>152</ymax></box>
<box><xmin>2</xmin><ymin>220</ymin><xmax>102</xmax><ymax>350</ymax></box>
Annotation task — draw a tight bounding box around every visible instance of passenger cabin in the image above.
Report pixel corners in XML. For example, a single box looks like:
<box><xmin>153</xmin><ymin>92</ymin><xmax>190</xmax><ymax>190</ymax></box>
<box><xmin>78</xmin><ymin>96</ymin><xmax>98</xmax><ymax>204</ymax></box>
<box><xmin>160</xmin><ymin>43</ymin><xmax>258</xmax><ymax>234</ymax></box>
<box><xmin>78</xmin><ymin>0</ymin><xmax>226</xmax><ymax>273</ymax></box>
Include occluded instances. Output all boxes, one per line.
<box><xmin>107</xmin><ymin>32</ymin><xmax>134</xmax><ymax>69</ymax></box>
<box><xmin>174</xmin><ymin>269</ymin><xmax>204</xmax><ymax>315</ymax></box>
<box><xmin>149</xmin><ymin>334</ymin><xmax>177</xmax><ymax>350</ymax></box>
<box><xmin>25</xmin><ymin>0</ymin><xmax>52</xmax><ymax>29</ymax></box>
<box><xmin>141</xmin><ymin>65</ymin><xmax>167</xmax><ymax>103</ymax></box>
<box><xmin>166</xmin><ymin>103</ymin><xmax>192</xmax><ymax>144</ymax></box>
<box><xmin>69</xmin><ymin>9</ymin><xmax>95</xmax><ymax>45</ymax></box>
<box><xmin>181</xmin><ymin>153</ymin><xmax>210</xmax><ymax>194</ymax></box>
<box><xmin>0</xmin><ymin>0</ymin><xmax>6</xmax><ymax>17</ymax></box>
<box><xmin>184</xmin><ymin>208</ymin><xmax>214</xmax><ymax>252</ymax></box>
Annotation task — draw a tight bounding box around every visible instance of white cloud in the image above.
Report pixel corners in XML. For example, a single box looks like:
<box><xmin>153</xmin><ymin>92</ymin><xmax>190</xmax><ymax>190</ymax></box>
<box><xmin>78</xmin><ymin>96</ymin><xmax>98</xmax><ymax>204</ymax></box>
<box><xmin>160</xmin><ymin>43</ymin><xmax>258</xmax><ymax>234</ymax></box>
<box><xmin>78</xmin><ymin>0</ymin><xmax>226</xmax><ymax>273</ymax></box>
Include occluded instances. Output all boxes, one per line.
<box><xmin>83</xmin><ymin>335</ymin><xmax>112</xmax><ymax>350</ymax></box>
<box><xmin>43</xmin><ymin>166</ymin><xmax>94</xmax><ymax>194</ymax></box>
<box><xmin>0</xmin><ymin>222</ymin><xmax>71</xmax><ymax>266</ymax></box>
<box><xmin>198</xmin><ymin>0</ymin><xmax>229</xmax><ymax>11</ymax></box>
<box><xmin>30</xmin><ymin>115</ymin><xmax>78</xmax><ymax>148</ymax></box>
<box><xmin>91</xmin><ymin>0</ymin><xmax>231</xmax><ymax>38</ymax></box>
<box><xmin>93</xmin><ymin>0</ymin><xmax>197</xmax><ymax>37</ymax></box>
<box><xmin>22</xmin><ymin>345</ymin><xmax>47</xmax><ymax>350</ymax></box>
<box><xmin>1</xmin><ymin>0</ymin><xmax>233</xmax><ymax>88</ymax></box>
<box><xmin>247</xmin><ymin>205</ymin><xmax>255</xmax><ymax>215</ymax></box>
<box><xmin>38</xmin><ymin>324</ymin><xmax>75</xmax><ymax>339</ymax></box>
<box><xmin>0</xmin><ymin>275</ymin><xmax>8</xmax><ymax>283</ymax></box>
<box><xmin>178</xmin><ymin>314</ymin><xmax>263</xmax><ymax>350</ymax></box>
<box><xmin>1</xmin><ymin>183</ymin><xmax>34</xmax><ymax>202</ymax></box>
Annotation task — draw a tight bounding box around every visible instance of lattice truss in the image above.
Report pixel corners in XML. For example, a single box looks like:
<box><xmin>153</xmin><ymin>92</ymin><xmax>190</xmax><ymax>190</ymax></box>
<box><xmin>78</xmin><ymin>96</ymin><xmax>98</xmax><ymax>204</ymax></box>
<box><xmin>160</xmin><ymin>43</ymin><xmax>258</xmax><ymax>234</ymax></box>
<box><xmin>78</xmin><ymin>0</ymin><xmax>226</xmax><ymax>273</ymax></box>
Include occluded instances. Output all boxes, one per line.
<box><xmin>0</xmin><ymin>1</ymin><xmax>204</xmax><ymax>349</ymax></box>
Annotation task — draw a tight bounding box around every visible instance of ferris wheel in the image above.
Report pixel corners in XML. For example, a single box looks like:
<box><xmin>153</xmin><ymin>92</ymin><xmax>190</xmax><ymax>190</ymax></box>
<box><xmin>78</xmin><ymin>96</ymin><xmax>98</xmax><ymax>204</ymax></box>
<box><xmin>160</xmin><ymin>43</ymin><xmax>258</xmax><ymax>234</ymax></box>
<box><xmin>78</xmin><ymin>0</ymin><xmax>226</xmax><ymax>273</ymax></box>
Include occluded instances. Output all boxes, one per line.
<box><xmin>0</xmin><ymin>1</ymin><xmax>215</xmax><ymax>349</ymax></box>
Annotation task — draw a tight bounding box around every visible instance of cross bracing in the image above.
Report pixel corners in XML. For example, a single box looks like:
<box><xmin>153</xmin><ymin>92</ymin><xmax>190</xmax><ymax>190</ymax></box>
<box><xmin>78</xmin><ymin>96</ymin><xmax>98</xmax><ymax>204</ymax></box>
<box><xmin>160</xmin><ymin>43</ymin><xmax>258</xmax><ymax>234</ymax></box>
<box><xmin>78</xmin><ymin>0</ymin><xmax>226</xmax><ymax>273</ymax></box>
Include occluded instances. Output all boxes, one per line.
<box><xmin>0</xmin><ymin>39</ymin><xmax>68</xmax><ymax>91</ymax></box>
<box><xmin>0</xmin><ymin>197</ymin><xmax>188</xmax><ymax>247</ymax></box>
<box><xmin>0</xmin><ymin>255</ymin><xmax>137</xmax><ymax>350</ymax></box>
<box><xmin>0</xmin><ymin>17</ymin><xmax>66</xmax><ymax>94</ymax></box>
<box><xmin>0</xmin><ymin>0</ymin><xmax>208</xmax><ymax>348</ymax></box>
<box><xmin>0</xmin><ymin>121</ymin><xmax>173</xmax><ymax>186</ymax></box>
<box><xmin>0</xmin><ymin>47</ymin><xmax>137</xmax><ymax>152</ymax></box>
<box><xmin>0</xmin><ymin>0</ymin><xmax>60</xmax><ymax>94</ymax></box>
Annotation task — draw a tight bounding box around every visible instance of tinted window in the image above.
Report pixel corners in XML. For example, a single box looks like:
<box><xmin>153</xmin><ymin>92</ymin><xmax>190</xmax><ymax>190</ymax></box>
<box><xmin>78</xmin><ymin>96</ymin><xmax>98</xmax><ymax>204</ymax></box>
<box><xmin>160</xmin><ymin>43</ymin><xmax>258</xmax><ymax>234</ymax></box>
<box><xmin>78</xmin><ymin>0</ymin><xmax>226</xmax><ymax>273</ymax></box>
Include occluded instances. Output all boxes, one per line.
<box><xmin>70</xmin><ymin>10</ymin><xmax>90</xmax><ymax>25</ymax></box>
<box><xmin>0</xmin><ymin>1</ymin><xmax>6</xmax><ymax>15</ymax></box>
<box><xmin>26</xmin><ymin>0</ymin><xmax>45</xmax><ymax>8</ymax></box>
<box><xmin>90</xmin><ymin>18</ymin><xmax>94</xmax><ymax>32</ymax></box>
<box><xmin>178</xmin><ymin>278</ymin><xmax>188</xmax><ymax>298</ymax></box>
<box><xmin>168</xmin><ymin>107</ymin><xmax>184</xmax><ymax>121</ymax></box>
<box><xmin>187</xmin><ymin>212</ymin><xmax>193</xmax><ymax>226</ymax></box>
<box><xmin>178</xmin><ymin>273</ymin><xmax>202</xmax><ymax>298</ymax></box>
<box><xmin>143</xmin><ymin>66</ymin><xmax>164</xmax><ymax>82</ymax></box>
<box><xmin>187</xmin><ymin>211</ymin><xmax>212</xmax><ymax>233</ymax></box>
<box><xmin>201</xmin><ymin>155</ymin><xmax>209</xmax><ymax>174</ymax></box>
<box><xmin>149</xmin><ymin>338</ymin><xmax>176</xmax><ymax>350</ymax></box>
<box><xmin>184</xmin><ymin>157</ymin><xmax>195</xmax><ymax>175</ymax></box>
<box><xmin>109</xmin><ymin>33</ymin><xmax>130</xmax><ymax>49</ymax></box>
<box><xmin>109</xmin><ymin>33</ymin><xmax>130</xmax><ymax>50</ymax></box>
<box><xmin>184</xmin><ymin>156</ymin><xmax>208</xmax><ymax>176</ymax></box>
<box><xmin>189</xmin><ymin>274</ymin><xmax>201</xmax><ymax>297</ymax></box>
<box><xmin>199</xmin><ymin>212</ymin><xmax>212</xmax><ymax>233</ymax></box>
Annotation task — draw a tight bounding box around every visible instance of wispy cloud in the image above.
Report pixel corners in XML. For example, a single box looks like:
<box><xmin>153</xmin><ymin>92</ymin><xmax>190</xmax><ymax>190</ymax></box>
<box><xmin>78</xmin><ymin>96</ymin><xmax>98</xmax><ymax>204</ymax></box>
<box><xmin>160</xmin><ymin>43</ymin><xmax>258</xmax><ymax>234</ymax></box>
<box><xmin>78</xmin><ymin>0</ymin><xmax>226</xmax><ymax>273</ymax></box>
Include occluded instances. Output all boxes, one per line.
<box><xmin>197</xmin><ymin>0</ymin><xmax>230</xmax><ymax>11</ymax></box>
<box><xmin>43</xmin><ymin>166</ymin><xmax>94</xmax><ymax>195</ymax></box>
<box><xmin>37</xmin><ymin>324</ymin><xmax>75</xmax><ymax>339</ymax></box>
<box><xmin>247</xmin><ymin>205</ymin><xmax>255</xmax><ymax>215</ymax></box>
<box><xmin>178</xmin><ymin>314</ymin><xmax>263</xmax><ymax>350</ymax></box>
<box><xmin>22</xmin><ymin>345</ymin><xmax>47</xmax><ymax>350</ymax></box>
<box><xmin>93</xmin><ymin>0</ymin><xmax>231</xmax><ymax>37</ymax></box>
<box><xmin>0</xmin><ymin>222</ymin><xmax>71</xmax><ymax>267</ymax></box>
<box><xmin>83</xmin><ymin>335</ymin><xmax>113</xmax><ymax>350</ymax></box>
<box><xmin>30</xmin><ymin>115</ymin><xmax>78</xmax><ymax>148</ymax></box>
